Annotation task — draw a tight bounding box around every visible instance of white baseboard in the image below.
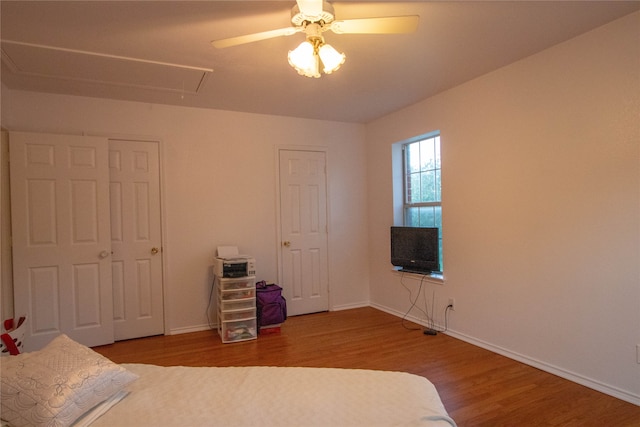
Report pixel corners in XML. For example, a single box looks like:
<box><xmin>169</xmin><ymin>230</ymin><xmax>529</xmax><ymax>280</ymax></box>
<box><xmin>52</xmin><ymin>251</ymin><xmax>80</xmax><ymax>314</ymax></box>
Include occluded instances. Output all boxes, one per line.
<box><xmin>331</xmin><ymin>301</ymin><xmax>370</xmax><ymax>311</ymax></box>
<box><xmin>370</xmin><ymin>302</ymin><xmax>640</xmax><ymax>406</ymax></box>
<box><xmin>169</xmin><ymin>324</ymin><xmax>212</xmax><ymax>335</ymax></box>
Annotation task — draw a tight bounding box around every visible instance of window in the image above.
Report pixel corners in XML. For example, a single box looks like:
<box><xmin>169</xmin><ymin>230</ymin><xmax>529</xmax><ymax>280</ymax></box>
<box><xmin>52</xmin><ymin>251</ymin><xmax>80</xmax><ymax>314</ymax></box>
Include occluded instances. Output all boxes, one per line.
<box><xmin>403</xmin><ymin>134</ymin><xmax>442</xmax><ymax>270</ymax></box>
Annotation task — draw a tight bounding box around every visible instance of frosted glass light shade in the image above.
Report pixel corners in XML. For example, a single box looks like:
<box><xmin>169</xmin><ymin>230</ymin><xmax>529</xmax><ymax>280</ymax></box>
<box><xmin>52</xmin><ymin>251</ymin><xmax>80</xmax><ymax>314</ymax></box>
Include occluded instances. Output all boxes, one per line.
<box><xmin>318</xmin><ymin>43</ymin><xmax>345</xmax><ymax>74</ymax></box>
<box><xmin>288</xmin><ymin>41</ymin><xmax>320</xmax><ymax>78</ymax></box>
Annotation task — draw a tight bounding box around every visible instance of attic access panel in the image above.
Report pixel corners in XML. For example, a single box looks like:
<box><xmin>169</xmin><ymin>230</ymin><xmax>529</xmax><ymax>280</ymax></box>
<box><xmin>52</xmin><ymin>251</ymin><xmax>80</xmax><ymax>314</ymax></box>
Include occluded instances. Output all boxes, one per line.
<box><xmin>1</xmin><ymin>40</ymin><xmax>212</xmax><ymax>94</ymax></box>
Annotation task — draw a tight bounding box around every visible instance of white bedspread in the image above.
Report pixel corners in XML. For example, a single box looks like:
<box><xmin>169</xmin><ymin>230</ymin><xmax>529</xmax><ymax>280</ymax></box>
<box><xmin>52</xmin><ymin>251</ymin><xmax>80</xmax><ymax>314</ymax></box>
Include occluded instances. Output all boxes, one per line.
<box><xmin>87</xmin><ymin>364</ymin><xmax>456</xmax><ymax>427</ymax></box>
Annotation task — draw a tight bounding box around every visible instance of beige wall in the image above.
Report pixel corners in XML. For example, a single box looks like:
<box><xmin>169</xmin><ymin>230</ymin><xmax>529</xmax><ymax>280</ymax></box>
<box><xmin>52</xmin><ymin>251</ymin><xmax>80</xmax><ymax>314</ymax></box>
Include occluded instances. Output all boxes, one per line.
<box><xmin>0</xmin><ymin>91</ymin><xmax>370</xmax><ymax>334</ymax></box>
<box><xmin>365</xmin><ymin>12</ymin><xmax>639</xmax><ymax>403</ymax></box>
<box><xmin>1</xmin><ymin>10</ymin><xmax>637</xmax><ymax>405</ymax></box>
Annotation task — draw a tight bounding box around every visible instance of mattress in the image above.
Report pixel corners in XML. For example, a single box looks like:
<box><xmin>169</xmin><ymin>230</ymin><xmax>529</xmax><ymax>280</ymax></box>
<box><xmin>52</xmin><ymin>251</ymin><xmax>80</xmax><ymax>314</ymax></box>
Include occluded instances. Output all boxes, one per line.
<box><xmin>87</xmin><ymin>364</ymin><xmax>457</xmax><ymax>427</ymax></box>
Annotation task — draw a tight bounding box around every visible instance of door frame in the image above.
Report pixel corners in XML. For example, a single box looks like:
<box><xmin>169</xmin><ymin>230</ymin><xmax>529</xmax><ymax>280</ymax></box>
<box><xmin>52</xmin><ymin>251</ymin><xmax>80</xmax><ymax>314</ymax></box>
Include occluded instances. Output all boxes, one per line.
<box><xmin>274</xmin><ymin>145</ymin><xmax>332</xmax><ymax>312</ymax></box>
<box><xmin>1</xmin><ymin>132</ymin><xmax>12</xmax><ymax>323</ymax></box>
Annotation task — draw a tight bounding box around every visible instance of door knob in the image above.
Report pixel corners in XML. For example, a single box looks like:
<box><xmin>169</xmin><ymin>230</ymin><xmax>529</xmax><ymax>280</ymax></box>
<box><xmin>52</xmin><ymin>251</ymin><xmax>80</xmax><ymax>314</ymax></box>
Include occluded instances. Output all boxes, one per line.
<box><xmin>151</xmin><ymin>247</ymin><xmax>160</xmax><ymax>255</ymax></box>
<box><xmin>99</xmin><ymin>250</ymin><xmax>110</xmax><ymax>259</ymax></box>
<box><xmin>282</xmin><ymin>241</ymin><xmax>291</xmax><ymax>247</ymax></box>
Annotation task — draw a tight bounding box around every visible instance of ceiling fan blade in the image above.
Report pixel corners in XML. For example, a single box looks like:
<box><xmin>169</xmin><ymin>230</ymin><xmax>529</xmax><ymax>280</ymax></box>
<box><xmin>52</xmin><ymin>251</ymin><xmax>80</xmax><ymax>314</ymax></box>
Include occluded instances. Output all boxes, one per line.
<box><xmin>296</xmin><ymin>0</ymin><xmax>323</xmax><ymax>19</ymax></box>
<box><xmin>212</xmin><ymin>27</ymin><xmax>300</xmax><ymax>49</ymax></box>
<box><xmin>330</xmin><ymin>16</ymin><xmax>419</xmax><ymax>35</ymax></box>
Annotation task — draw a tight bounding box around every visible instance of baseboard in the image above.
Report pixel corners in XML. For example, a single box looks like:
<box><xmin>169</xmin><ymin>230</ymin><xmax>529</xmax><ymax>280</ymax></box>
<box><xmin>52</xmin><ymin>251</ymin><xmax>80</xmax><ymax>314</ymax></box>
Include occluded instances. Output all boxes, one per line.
<box><xmin>331</xmin><ymin>301</ymin><xmax>370</xmax><ymax>311</ymax></box>
<box><xmin>169</xmin><ymin>324</ymin><xmax>213</xmax><ymax>335</ymax></box>
<box><xmin>370</xmin><ymin>302</ymin><xmax>640</xmax><ymax>406</ymax></box>
<box><xmin>370</xmin><ymin>302</ymin><xmax>439</xmax><ymax>329</ymax></box>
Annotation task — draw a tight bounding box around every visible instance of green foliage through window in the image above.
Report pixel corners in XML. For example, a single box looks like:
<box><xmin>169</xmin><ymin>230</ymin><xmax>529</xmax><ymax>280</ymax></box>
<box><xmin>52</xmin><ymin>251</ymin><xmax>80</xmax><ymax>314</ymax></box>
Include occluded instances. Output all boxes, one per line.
<box><xmin>403</xmin><ymin>134</ymin><xmax>443</xmax><ymax>270</ymax></box>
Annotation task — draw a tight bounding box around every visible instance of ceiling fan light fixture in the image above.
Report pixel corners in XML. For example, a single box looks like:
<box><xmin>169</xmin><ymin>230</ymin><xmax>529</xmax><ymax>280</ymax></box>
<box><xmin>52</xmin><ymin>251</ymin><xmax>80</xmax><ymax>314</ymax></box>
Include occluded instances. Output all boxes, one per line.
<box><xmin>318</xmin><ymin>43</ymin><xmax>345</xmax><ymax>74</ymax></box>
<box><xmin>288</xmin><ymin>37</ymin><xmax>345</xmax><ymax>78</ymax></box>
<box><xmin>288</xmin><ymin>40</ymin><xmax>320</xmax><ymax>78</ymax></box>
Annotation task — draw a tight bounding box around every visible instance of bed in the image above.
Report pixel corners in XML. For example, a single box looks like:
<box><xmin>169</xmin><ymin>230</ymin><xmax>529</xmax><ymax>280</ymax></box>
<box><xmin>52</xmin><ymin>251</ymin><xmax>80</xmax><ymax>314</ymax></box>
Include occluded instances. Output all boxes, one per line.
<box><xmin>1</xmin><ymin>334</ymin><xmax>457</xmax><ymax>427</ymax></box>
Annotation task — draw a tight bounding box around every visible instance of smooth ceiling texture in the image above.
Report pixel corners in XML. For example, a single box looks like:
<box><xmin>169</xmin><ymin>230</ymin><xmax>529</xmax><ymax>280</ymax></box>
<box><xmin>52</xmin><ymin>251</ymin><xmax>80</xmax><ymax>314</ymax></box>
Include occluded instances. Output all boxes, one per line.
<box><xmin>2</xmin><ymin>1</ymin><xmax>639</xmax><ymax>123</ymax></box>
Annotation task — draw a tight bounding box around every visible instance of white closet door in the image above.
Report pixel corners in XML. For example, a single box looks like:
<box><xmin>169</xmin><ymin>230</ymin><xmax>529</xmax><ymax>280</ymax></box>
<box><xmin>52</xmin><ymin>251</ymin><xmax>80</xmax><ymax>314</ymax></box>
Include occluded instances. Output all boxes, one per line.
<box><xmin>10</xmin><ymin>132</ymin><xmax>114</xmax><ymax>351</ymax></box>
<box><xmin>278</xmin><ymin>149</ymin><xmax>329</xmax><ymax>316</ymax></box>
<box><xmin>109</xmin><ymin>139</ymin><xmax>164</xmax><ymax>341</ymax></box>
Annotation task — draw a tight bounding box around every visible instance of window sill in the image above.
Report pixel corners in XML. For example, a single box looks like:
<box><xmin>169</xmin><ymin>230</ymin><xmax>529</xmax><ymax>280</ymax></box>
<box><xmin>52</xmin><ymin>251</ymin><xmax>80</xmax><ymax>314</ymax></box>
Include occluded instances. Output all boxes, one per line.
<box><xmin>391</xmin><ymin>267</ymin><xmax>444</xmax><ymax>285</ymax></box>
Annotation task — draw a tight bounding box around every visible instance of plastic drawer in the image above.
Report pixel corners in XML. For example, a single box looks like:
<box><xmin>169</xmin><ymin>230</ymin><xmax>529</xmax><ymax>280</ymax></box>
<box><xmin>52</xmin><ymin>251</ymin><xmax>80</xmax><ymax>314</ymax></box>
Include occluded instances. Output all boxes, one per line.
<box><xmin>219</xmin><ymin>298</ymin><xmax>256</xmax><ymax>311</ymax></box>
<box><xmin>218</xmin><ymin>276</ymin><xmax>255</xmax><ymax>291</ymax></box>
<box><xmin>218</xmin><ymin>288</ymin><xmax>256</xmax><ymax>301</ymax></box>
<box><xmin>220</xmin><ymin>307</ymin><xmax>256</xmax><ymax>321</ymax></box>
<box><xmin>218</xmin><ymin>318</ymin><xmax>257</xmax><ymax>343</ymax></box>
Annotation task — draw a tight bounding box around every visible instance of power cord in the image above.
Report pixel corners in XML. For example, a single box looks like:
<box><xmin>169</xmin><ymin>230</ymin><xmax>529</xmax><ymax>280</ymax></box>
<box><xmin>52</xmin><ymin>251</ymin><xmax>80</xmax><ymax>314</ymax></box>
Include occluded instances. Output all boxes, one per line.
<box><xmin>206</xmin><ymin>275</ymin><xmax>217</xmax><ymax>330</ymax></box>
<box><xmin>399</xmin><ymin>271</ymin><xmax>453</xmax><ymax>335</ymax></box>
<box><xmin>400</xmin><ymin>272</ymin><xmax>429</xmax><ymax>330</ymax></box>
<box><xmin>424</xmin><ymin>304</ymin><xmax>453</xmax><ymax>335</ymax></box>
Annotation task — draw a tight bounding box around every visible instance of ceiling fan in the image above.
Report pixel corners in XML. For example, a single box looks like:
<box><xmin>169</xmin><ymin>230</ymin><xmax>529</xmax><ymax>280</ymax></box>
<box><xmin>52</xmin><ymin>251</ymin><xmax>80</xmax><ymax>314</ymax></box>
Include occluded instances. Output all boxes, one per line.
<box><xmin>211</xmin><ymin>0</ymin><xmax>419</xmax><ymax>78</ymax></box>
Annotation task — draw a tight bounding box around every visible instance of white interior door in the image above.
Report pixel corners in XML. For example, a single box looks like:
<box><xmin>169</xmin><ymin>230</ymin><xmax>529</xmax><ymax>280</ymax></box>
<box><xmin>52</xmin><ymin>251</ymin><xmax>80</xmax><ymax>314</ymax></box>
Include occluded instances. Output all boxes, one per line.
<box><xmin>109</xmin><ymin>139</ymin><xmax>164</xmax><ymax>341</ymax></box>
<box><xmin>278</xmin><ymin>149</ymin><xmax>329</xmax><ymax>315</ymax></box>
<box><xmin>10</xmin><ymin>132</ymin><xmax>114</xmax><ymax>351</ymax></box>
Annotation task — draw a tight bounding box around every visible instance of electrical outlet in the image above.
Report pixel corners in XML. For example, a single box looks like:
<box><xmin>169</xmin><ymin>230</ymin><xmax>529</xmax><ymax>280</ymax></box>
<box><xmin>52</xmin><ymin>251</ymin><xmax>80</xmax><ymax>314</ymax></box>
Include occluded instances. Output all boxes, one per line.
<box><xmin>448</xmin><ymin>298</ymin><xmax>455</xmax><ymax>311</ymax></box>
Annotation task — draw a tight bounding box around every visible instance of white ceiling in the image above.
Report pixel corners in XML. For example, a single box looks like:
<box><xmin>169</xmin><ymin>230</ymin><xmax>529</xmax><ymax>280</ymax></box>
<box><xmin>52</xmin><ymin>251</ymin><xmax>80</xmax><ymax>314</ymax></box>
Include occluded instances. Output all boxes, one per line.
<box><xmin>2</xmin><ymin>1</ymin><xmax>639</xmax><ymax>123</ymax></box>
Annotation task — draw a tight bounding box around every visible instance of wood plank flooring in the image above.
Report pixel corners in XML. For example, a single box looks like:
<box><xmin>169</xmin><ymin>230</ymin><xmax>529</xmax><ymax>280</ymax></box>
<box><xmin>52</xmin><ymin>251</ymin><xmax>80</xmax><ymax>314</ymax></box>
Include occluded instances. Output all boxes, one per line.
<box><xmin>93</xmin><ymin>307</ymin><xmax>640</xmax><ymax>426</ymax></box>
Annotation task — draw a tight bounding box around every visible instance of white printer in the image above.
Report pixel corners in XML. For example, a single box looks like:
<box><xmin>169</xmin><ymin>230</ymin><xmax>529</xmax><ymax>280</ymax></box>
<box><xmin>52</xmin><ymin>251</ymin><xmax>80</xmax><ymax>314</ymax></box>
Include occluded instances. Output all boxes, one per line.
<box><xmin>213</xmin><ymin>256</ymin><xmax>256</xmax><ymax>278</ymax></box>
<box><xmin>213</xmin><ymin>246</ymin><xmax>256</xmax><ymax>278</ymax></box>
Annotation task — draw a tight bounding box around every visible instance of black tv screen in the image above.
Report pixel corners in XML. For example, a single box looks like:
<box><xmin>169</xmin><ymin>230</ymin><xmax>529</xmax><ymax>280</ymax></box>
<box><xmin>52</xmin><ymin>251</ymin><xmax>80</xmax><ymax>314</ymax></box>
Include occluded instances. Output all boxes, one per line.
<box><xmin>390</xmin><ymin>226</ymin><xmax>440</xmax><ymax>274</ymax></box>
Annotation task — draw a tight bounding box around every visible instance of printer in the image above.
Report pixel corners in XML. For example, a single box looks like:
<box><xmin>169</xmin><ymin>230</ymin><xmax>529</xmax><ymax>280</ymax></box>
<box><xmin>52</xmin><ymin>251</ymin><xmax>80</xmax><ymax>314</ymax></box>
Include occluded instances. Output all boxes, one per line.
<box><xmin>213</xmin><ymin>256</ymin><xmax>256</xmax><ymax>278</ymax></box>
<box><xmin>214</xmin><ymin>246</ymin><xmax>256</xmax><ymax>278</ymax></box>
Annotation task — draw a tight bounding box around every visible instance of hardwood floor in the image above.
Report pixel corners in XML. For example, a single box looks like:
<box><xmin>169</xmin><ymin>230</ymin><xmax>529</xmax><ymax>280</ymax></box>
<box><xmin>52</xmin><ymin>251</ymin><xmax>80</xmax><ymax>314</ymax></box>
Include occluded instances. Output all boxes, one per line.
<box><xmin>93</xmin><ymin>307</ymin><xmax>640</xmax><ymax>426</ymax></box>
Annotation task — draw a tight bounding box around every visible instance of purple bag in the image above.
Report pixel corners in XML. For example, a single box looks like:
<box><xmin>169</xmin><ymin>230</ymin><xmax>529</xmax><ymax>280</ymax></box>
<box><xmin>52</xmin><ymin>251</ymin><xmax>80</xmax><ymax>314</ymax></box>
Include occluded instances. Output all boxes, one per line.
<box><xmin>256</xmin><ymin>281</ymin><xmax>287</xmax><ymax>328</ymax></box>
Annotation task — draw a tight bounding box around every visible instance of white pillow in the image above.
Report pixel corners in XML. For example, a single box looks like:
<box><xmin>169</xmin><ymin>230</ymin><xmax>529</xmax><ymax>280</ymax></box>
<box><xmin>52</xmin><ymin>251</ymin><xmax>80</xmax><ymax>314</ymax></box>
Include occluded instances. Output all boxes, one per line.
<box><xmin>1</xmin><ymin>334</ymin><xmax>138</xmax><ymax>427</ymax></box>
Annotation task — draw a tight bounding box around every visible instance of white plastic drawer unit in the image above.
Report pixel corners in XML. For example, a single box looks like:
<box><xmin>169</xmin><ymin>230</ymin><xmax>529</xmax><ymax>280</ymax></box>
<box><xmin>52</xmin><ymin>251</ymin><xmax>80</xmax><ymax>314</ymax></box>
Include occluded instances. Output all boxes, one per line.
<box><xmin>218</xmin><ymin>318</ymin><xmax>257</xmax><ymax>343</ymax></box>
<box><xmin>215</xmin><ymin>275</ymin><xmax>257</xmax><ymax>343</ymax></box>
<box><xmin>217</xmin><ymin>276</ymin><xmax>256</xmax><ymax>291</ymax></box>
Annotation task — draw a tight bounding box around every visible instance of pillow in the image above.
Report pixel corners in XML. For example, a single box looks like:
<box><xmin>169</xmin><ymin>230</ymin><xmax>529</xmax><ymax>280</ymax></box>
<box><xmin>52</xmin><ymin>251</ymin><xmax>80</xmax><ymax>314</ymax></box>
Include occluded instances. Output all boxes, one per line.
<box><xmin>1</xmin><ymin>334</ymin><xmax>138</xmax><ymax>427</ymax></box>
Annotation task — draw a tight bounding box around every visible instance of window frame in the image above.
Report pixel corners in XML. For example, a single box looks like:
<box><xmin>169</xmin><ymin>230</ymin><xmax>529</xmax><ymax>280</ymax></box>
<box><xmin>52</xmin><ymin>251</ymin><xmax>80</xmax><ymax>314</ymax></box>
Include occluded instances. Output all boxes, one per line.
<box><xmin>401</xmin><ymin>133</ymin><xmax>443</xmax><ymax>273</ymax></box>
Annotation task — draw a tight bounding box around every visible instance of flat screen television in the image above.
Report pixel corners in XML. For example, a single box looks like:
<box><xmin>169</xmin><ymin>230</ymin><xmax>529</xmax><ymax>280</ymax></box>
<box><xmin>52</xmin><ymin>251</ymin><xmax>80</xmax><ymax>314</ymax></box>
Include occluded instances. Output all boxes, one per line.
<box><xmin>390</xmin><ymin>226</ymin><xmax>440</xmax><ymax>274</ymax></box>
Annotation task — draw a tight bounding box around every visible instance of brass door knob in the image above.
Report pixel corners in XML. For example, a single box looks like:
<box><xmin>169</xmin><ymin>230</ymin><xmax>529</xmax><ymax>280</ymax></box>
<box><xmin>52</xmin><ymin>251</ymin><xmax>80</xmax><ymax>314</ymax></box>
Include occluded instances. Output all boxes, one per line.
<box><xmin>282</xmin><ymin>241</ymin><xmax>291</xmax><ymax>247</ymax></box>
<box><xmin>151</xmin><ymin>247</ymin><xmax>160</xmax><ymax>255</ymax></box>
